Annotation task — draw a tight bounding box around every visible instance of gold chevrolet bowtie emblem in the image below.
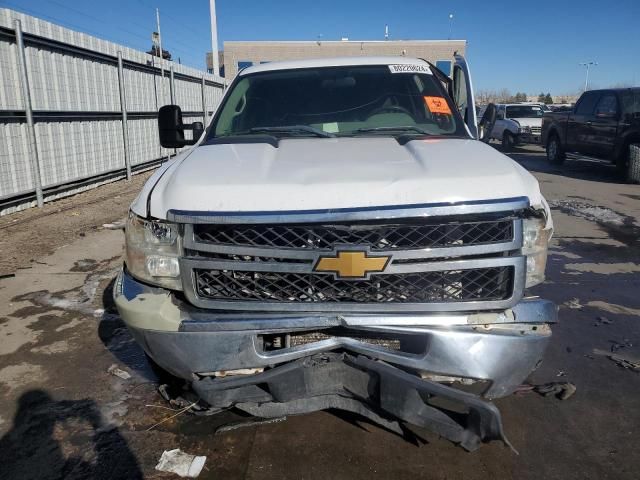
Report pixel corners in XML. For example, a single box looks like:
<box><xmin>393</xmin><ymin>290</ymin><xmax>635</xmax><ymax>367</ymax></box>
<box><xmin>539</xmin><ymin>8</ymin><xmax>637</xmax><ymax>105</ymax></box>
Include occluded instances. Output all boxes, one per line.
<box><xmin>314</xmin><ymin>250</ymin><xmax>390</xmax><ymax>280</ymax></box>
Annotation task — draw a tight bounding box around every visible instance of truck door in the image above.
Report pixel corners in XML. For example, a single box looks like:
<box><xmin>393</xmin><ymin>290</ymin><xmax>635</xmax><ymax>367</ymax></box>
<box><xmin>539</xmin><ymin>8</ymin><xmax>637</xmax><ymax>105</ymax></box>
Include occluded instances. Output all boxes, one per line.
<box><xmin>452</xmin><ymin>54</ymin><xmax>478</xmax><ymax>138</ymax></box>
<box><xmin>492</xmin><ymin>105</ymin><xmax>506</xmax><ymax>139</ymax></box>
<box><xmin>567</xmin><ymin>91</ymin><xmax>601</xmax><ymax>155</ymax></box>
<box><xmin>590</xmin><ymin>92</ymin><xmax>619</xmax><ymax>159</ymax></box>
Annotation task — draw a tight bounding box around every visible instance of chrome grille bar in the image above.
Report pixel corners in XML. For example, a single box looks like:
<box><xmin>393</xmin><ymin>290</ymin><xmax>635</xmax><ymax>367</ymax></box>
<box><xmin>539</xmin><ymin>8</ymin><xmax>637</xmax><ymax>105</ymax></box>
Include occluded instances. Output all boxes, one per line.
<box><xmin>181</xmin><ymin>256</ymin><xmax>525</xmax><ymax>313</ymax></box>
<box><xmin>182</xmin><ymin>220</ymin><xmax>522</xmax><ymax>261</ymax></box>
<box><xmin>168</xmin><ymin>196</ymin><xmax>529</xmax><ymax>224</ymax></box>
<box><xmin>177</xmin><ymin>199</ymin><xmax>528</xmax><ymax>313</ymax></box>
<box><xmin>192</xmin><ymin>219</ymin><xmax>514</xmax><ymax>250</ymax></box>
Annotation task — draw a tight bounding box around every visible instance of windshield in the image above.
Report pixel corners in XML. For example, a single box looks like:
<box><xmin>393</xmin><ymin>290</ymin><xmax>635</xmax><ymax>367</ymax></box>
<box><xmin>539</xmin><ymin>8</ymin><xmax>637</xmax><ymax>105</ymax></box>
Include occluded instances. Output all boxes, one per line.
<box><xmin>505</xmin><ymin>105</ymin><xmax>544</xmax><ymax>118</ymax></box>
<box><xmin>210</xmin><ymin>65</ymin><xmax>466</xmax><ymax>139</ymax></box>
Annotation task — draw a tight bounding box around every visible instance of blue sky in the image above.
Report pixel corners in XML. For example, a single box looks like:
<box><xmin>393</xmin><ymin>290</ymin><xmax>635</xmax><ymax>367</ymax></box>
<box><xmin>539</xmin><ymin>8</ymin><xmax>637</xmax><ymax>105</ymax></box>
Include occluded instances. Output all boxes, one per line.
<box><xmin>2</xmin><ymin>0</ymin><xmax>639</xmax><ymax>95</ymax></box>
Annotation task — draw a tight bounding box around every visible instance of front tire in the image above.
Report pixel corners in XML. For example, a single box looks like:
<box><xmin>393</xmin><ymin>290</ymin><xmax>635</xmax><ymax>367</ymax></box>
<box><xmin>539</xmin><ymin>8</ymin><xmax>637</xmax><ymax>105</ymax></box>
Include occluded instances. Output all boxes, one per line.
<box><xmin>546</xmin><ymin>134</ymin><xmax>565</xmax><ymax>164</ymax></box>
<box><xmin>625</xmin><ymin>143</ymin><xmax>640</xmax><ymax>184</ymax></box>
<box><xmin>502</xmin><ymin>131</ymin><xmax>515</xmax><ymax>152</ymax></box>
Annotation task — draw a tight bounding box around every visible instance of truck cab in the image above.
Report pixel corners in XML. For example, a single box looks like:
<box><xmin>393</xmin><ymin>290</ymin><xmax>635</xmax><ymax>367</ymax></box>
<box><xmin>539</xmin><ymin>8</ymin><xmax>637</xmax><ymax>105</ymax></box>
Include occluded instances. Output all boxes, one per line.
<box><xmin>542</xmin><ymin>88</ymin><xmax>640</xmax><ymax>176</ymax></box>
<box><xmin>115</xmin><ymin>56</ymin><xmax>556</xmax><ymax>451</ymax></box>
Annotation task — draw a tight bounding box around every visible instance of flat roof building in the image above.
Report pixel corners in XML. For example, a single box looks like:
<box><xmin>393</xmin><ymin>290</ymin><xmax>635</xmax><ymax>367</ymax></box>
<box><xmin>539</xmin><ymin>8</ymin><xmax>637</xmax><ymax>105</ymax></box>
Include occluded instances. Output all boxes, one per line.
<box><xmin>207</xmin><ymin>39</ymin><xmax>466</xmax><ymax>79</ymax></box>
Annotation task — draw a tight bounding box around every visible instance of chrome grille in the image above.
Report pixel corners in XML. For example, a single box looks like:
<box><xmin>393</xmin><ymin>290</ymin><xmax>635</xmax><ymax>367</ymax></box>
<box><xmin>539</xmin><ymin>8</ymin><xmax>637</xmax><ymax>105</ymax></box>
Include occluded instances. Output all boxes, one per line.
<box><xmin>193</xmin><ymin>219</ymin><xmax>513</xmax><ymax>251</ymax></box>
<box><xmin>194</xmin><ymin>267</ymin><xmax>513</xmax><ymax>304</ymax></box>
<box><xmin>180</xmin><ymin>200</ymin><xmax>527</xmax><ymax>312</ymax></box>
<box><xmin>530</xmin><ymin>126</ymin><xmax>541</xmax><ymax>134</ymax></box>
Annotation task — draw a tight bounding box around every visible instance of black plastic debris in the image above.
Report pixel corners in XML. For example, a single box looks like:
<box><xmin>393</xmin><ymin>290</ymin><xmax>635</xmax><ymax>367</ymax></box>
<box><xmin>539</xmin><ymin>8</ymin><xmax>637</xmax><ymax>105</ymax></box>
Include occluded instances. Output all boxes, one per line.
<box><xmin>593</xmin><ymin>349</ymin><xmax>640</xmax><ymax>372</ymax></box>
<box><xmin>516</xmin><ymin>382</ymin><xmax>577</xmax><ymax>400</ymax></box>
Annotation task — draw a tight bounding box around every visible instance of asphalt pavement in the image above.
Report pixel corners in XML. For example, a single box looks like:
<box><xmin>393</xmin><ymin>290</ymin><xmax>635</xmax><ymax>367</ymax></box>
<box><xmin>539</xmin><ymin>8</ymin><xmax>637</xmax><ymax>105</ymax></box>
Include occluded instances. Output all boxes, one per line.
<box><xmin>0</xmin><ymin>146</ymin><xmax>638</xmax><ymax>479</ymax></box>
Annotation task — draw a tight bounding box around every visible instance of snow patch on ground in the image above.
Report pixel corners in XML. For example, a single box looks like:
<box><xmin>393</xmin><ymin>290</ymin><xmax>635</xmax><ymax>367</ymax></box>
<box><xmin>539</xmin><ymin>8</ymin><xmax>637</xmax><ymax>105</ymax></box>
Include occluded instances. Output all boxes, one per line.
<box><xmin>98</xmin><ymin>398</ymin><xmax>129</xmax><ymax>432</ymax></box>
<box><xmin>31</xmin><ymin>340</ymin><xmax>71</xmax><ymax>354</ymax></box>
<box><xmin>587</xmin><ymin>301</ymin><xmax>640</xmax><ymax>316</ymax></box>
<box><xmin>27</xmin><ymin>268</ymin><xmax>120</xmax><ymax>320</ymax></box>
<box><xmin>564</xmin><ymin>298</ymin><xmax>583</xmax><ymax>310</ymax></box>
<box><xmin>549</xmin><ymin>200</ymin><xmax>632</xmax><ymax>227</ymax></box>
<box><xmin>565</xmin><ymin>262</ymin><xmax>640</xmax><ymax>274</ymax></box>
<box><xmin>0</xmin><ymin>363</ymin><xmax>46</xmax><ymax>392</ymax></box>
<box><xmin>55</xmin><ymin>318</ymin><xmax>83</xmax><ymax>332</ymax></box>
<box><xmin>548</xmin><ymin>248</ymin><xmax>582</xmax><ymax>260</ymax></box>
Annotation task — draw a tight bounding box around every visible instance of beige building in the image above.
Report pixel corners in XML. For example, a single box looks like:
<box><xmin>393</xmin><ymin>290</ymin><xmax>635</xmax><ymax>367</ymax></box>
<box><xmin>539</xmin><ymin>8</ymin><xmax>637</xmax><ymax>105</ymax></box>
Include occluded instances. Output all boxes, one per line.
<box><xmin>207</xmin><ymin>39</ymin><xmax>466</xmax><ymax>79</ymax></box>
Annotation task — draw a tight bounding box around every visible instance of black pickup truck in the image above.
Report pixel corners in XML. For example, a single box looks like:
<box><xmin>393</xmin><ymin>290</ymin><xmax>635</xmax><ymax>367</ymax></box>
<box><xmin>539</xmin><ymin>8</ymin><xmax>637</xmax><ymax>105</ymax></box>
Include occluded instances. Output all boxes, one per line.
<box><xmin>541</xmin><ymin>88</ymin><xmax>640</xmax><ymax>177</ymax></box>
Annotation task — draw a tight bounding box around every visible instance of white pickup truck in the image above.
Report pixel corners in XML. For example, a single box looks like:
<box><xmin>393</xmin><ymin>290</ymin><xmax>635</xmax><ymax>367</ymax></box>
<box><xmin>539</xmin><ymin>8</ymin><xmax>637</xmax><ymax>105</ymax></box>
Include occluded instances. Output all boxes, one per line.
<box><xmin>115</xmin><ymin>56</ymin><xmax>556</xmax><ymax>451</ymax></box>
<box><xmin>490</xmin><ymin>103</ymin><xmax>546</xmax><ymax>150</ymax></box>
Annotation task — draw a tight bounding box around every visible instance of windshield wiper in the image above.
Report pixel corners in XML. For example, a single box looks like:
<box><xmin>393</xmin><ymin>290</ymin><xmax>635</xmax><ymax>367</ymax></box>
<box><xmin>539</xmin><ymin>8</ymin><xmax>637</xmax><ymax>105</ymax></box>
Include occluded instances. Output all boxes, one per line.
<box><xmin>353</xmin><ymin>126</ymin><xmax>431</xmax><ymax>135</ymax></box>
<box><xmin>249</xmin><ymin>125</ymin><xmax>335</xmax><ymax>138</ymax></box>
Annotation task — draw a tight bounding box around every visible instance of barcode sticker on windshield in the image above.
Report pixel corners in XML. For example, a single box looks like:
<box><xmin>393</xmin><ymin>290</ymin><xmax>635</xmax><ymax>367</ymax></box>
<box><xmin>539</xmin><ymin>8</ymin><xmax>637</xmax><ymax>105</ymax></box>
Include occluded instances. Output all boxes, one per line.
<box><xmin>388</xmin><ymin>64</ymin><xmax>432</xmax><ymax>74</ymax></box>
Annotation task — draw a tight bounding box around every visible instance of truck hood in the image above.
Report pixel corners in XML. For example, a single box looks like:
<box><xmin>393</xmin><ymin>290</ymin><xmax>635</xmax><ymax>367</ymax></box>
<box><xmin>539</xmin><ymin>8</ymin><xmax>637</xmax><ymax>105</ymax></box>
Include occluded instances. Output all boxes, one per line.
<box><xmin>511</xmin><ymin>117</ymin><xmax>542</xmax><ymax>128</ymax></box>
<box><xmin>142</xmin><ymin>137</ymin><xmax>544</xmax><ymax>218</ymax></box>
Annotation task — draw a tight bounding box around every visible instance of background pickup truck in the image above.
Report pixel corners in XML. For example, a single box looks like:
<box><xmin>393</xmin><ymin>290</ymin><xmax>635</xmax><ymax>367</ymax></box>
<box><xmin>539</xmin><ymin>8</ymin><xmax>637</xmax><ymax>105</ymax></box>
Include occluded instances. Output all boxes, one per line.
<box><xmin>490</xmin><ymin>103</ymin><xmax>545</xmax><ymax>151</ymax></box>
<box><xmin>542</xmin><ymin>88</ymin><xmax>640</xmax><ymax>178</ymax></box>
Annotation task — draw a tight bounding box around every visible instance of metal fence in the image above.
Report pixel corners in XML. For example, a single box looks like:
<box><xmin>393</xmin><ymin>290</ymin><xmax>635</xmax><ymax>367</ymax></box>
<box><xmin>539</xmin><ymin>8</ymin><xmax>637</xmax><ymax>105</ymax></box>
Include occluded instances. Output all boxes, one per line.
<box><xmin>0</xmin><ymin>8</ymin><xmax>225</xmax><ymax>215</ymax></box>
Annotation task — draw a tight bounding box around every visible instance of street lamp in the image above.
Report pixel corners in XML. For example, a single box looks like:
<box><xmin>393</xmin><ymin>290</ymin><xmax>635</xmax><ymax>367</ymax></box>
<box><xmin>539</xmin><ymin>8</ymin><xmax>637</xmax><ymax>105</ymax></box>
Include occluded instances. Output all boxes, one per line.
<box><xmin>448</xmin><ymin>13</ymin><xmax>454</xmax><ymax>40</ymax></box>
<box><xmin>209</xmin><ymin>0</ymin><xmax>219</xmax><ymax>76</ymax></box>
<box><xmin>579</xmin><ymin>61</ymin><xmax>598</xmax><ymax>92</ymax></box>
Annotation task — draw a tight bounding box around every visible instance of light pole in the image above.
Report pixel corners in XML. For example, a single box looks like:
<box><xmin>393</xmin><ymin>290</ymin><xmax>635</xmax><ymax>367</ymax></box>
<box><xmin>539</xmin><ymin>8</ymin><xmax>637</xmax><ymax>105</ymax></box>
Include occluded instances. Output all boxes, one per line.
<box><xmin>209</xmin><ymin>0</ymin><xmax>219</xmax><ymax>76</ymax></box>
<box><xmin>579</xmin><ymin>61</ymin><xmax>597</xmax><ymax>92</ymax></box>
<box><xmin>448</xmin><ymin>13</ymin><xmax>454</xmax><ymax>40</ymax></box>
<box><xmin>155</xmin><ymin>9</ymin><xmax>165</xmax><ymax>100</ymax></box>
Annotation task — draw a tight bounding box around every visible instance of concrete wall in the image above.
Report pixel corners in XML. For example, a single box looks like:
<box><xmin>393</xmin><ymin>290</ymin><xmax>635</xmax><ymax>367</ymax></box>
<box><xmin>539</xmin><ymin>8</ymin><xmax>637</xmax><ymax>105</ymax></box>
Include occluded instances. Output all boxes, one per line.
<box><xmin>0</xmin><ymin>8</ymin><xmax>226</xmax><ymax>215</ymax></box>
<box><xmin>220</xmin><ymin>40</ymin><xmax>466</xmax><ymax>79</ymax></box>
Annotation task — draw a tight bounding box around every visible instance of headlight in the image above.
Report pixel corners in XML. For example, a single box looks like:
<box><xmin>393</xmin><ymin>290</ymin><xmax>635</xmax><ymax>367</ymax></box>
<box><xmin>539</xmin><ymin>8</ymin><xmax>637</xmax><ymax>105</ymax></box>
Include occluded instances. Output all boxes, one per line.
<box><xmin>125</xmin><ymin>212</ymin><xmax>182</xmax><ymax>290</ymax></box>
<box><xmin>522</xmin><ymin>216</ymin><xmax>552</xmax><ymax>288</ymax></box>
<box><xmin>520</xmin><ymin>126</ymin><xmax>531</xmax><ymax>133</ymax></box>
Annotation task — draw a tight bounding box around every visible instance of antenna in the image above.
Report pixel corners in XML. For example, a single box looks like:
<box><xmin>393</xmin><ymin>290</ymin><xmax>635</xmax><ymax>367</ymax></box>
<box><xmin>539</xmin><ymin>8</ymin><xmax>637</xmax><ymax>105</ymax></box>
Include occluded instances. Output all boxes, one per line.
<box><xmin>385</xmin><ymin>24</ymin><xmax>389</xmax><ymax>41</ymax></box>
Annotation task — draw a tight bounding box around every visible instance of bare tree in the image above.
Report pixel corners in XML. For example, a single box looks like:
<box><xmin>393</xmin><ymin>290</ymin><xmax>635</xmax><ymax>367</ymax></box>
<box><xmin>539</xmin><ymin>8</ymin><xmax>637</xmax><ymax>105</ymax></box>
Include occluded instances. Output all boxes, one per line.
<box><xmin>497</xmin><ymin>88</ymin><xmax>512</xmax><ymax>103</ymax></box>
<box><xmin>476</xmin><ymin>89</ymin><xmax>497</xmax><ymax>104</ymax></box>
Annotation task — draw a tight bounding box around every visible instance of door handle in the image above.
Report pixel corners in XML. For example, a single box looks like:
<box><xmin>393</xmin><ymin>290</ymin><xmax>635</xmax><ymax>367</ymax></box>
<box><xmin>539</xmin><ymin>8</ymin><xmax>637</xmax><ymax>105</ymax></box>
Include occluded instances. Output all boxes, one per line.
<box><xmin>586</xmin><ymin>121</ymin><xmax>592</xmax><ymax>126</ymax></box>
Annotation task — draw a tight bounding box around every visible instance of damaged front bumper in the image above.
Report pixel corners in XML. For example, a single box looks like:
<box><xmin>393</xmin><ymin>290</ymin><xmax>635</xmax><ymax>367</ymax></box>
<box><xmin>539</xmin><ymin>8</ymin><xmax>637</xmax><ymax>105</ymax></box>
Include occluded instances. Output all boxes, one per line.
<box><xmin>194</xmin><ymin>352</ymin><xmax>515</xmax><ymax>452</ymax></box>
<box><xmin>516</xmin><ymin>132</ymin><xmax>542</xmax><ymax>145</ymax></box>
<box><xmin>114</xmin><ymin>269</ymin><xmax>557</xmax><ymax>450</ymax></box>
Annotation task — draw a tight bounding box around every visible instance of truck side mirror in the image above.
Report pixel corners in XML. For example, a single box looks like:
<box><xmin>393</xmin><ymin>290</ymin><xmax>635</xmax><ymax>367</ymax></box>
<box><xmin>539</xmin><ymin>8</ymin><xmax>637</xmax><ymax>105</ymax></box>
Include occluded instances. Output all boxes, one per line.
<box><xmin>496</xmin><ymin>111</ymin><xmax>504</xmax><ymax>120</ymax></box>
<box><xmin>158</xmin><ymin>105</ymin><xmax>185</xmax><ymax>148</ymax></box>
<box><xmin>158</xmin><ymin>105</ymin><xmax>204</xmax><ymax>148</ymax></box>
<box><xmin>478</xmin><ymin>103</ymin><xmax>497</xmax><ymax>143</ymax></box>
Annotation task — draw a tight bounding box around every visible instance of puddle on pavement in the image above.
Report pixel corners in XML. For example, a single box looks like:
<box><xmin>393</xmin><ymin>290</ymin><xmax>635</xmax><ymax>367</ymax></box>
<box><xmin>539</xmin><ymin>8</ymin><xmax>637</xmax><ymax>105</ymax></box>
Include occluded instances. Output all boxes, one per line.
<box><xmin>28</xmin><ymin>313</ymin><xmax>75</xmax><ymax>332</ymax></box>
<box><xmin>621</xmin><ymin>194</ymin><xmax>640</xmax><ymax>201</ymax></box>
<box><xmin>69</xmin><ymin>259</ymin><xmax>98</xmax><ymax>272</ymax></box>
<box><xmin>102</xmin><ymin>325</ymin><xmax>150</xmax><ymax>375</ymax></box>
